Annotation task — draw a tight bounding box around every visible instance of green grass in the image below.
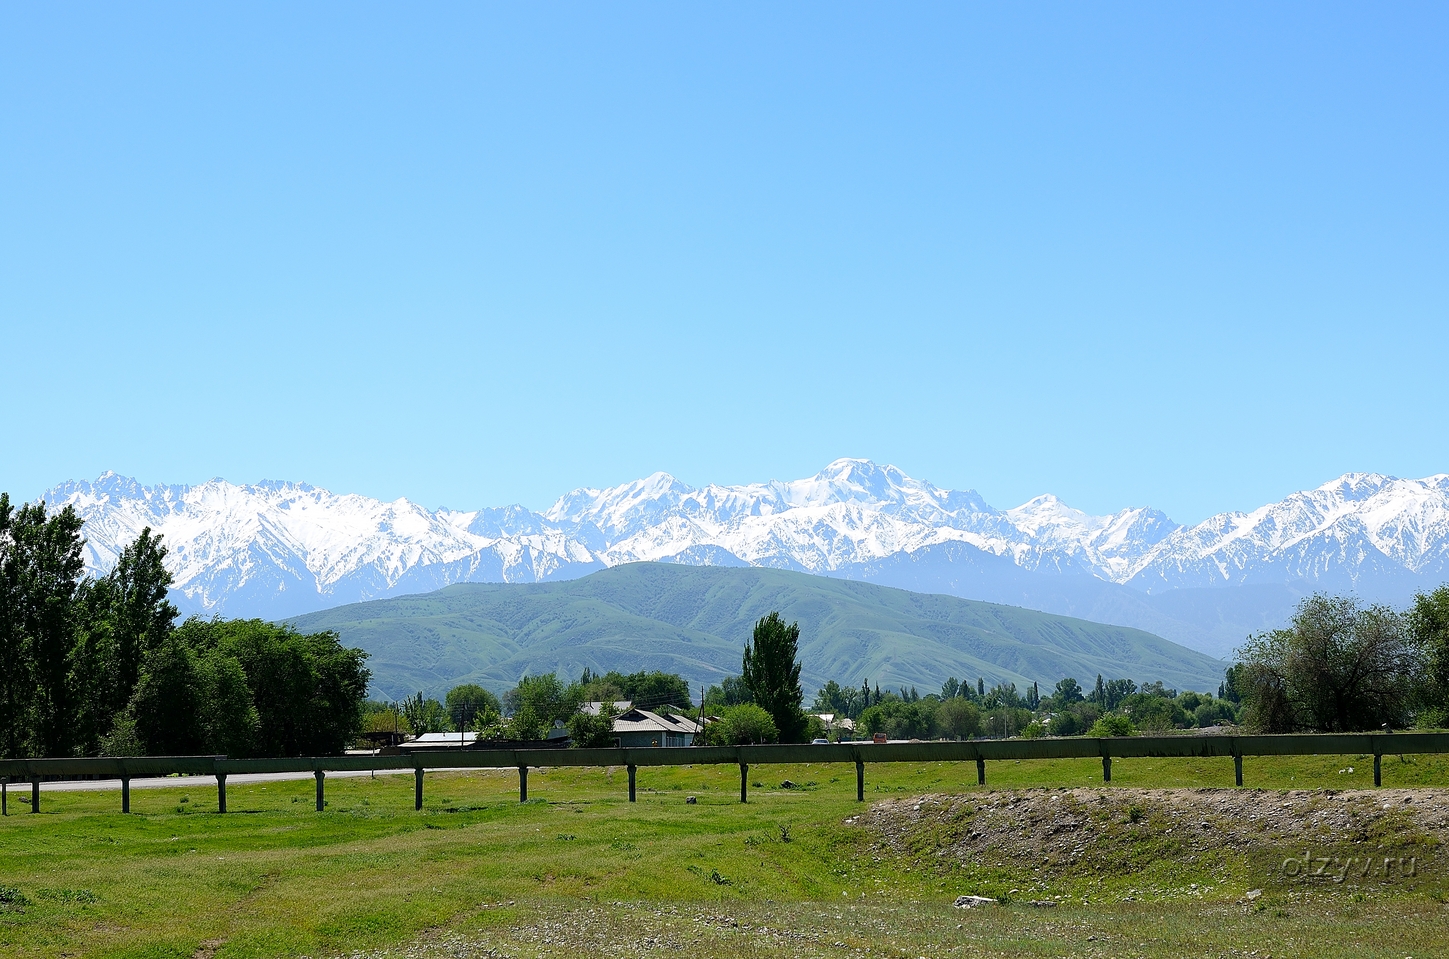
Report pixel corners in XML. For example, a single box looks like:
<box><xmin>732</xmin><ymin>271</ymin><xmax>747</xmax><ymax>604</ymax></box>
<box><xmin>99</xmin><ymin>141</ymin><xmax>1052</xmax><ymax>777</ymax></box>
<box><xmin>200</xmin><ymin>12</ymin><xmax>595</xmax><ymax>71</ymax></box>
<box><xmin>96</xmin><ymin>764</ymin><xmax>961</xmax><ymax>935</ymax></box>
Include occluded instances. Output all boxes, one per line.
<box><xmin>287</xmin><ymin>562</ymin><xmax>1228</xmax><ymax>699</ymax></box>
<box><xmin>1</xmin><ymin>754</ymin><xmax>1446</xmax><ymax>958</ymax></box>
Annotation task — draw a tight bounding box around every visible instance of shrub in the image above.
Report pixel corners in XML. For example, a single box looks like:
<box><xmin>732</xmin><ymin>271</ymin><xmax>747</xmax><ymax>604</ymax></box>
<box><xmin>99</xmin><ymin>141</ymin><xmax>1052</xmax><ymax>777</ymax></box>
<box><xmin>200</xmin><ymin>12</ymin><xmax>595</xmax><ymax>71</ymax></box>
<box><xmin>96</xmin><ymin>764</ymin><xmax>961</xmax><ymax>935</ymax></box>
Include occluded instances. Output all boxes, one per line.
<box><xmin>1193</xmin><ymin>699</ymin><xmax>1237</xmax><ymax>728</ymax></box>
<box><xmin>859</xmin><ymin>699</ymin><xmax>938</xmax><ymax>740</ymax></box>
<box><xmin>566</xmin><ymin>703</ymin><xmax>618</xmax><ymax>748</ymax></box>
<box><xmin>701</xmin><ymin>704</ymin><xmax>779</xmax><ymax>745</ymax></box>
<box><xmin>1089</xmin><ymin>714</ymin><xmax>1137</xmax><ymax>737</ymax></box>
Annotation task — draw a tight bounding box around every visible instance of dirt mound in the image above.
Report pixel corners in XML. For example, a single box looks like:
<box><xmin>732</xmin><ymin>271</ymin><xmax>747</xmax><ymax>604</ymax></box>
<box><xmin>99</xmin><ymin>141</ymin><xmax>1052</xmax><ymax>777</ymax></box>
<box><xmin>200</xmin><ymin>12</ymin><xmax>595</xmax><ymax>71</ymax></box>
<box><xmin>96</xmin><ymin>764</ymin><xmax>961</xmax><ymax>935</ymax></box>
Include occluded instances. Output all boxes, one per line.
<box><xmin>856</xmin><ymin>787</ymin><xmax>1448</xmax><ymax>890</ymax></box>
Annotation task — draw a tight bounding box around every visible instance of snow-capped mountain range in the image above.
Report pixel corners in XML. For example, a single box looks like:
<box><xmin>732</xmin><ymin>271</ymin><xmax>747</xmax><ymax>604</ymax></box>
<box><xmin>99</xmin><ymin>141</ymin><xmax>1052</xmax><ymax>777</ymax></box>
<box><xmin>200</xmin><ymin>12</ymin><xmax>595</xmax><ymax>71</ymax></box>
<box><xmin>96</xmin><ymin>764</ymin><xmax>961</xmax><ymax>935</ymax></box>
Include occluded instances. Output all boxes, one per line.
<box><xmin>36</xmin><ymin>461</ymin><xmax>1449</xmax><ymax>657</ymax></box>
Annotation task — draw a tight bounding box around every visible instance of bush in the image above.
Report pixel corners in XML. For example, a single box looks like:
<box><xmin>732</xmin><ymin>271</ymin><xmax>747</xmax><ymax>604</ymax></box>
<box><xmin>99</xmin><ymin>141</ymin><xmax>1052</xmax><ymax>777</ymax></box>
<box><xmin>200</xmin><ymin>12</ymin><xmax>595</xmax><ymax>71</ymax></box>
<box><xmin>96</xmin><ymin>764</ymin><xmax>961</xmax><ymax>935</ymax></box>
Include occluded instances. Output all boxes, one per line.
<box><xmin>1089</xmin><ymin>714</ymin><xmax>1137</xmax><ymax>737</ymax></box>
<box><xmin>859</xmin><ymin>699</ymin><xmax>937</xmax><ymax>740</ymax></box>
<box><xmin>981</xmin><ymin>706</ymin><xmax>1032</xmax><ymax>738</ymax></box>
<box><xmin>1193</xmin><ymin>699</ymin><xmax>1237</xmax><ymax>727</ymax></box>
<box><xmin>566</xmin><ymin>702</ymin><xmax>618</xmax><ymax>748</ymax></box>
<box><xmin>98</xmin><ymin>711</ymin><xmax>143</xmax><ymax>757</ymax></box>
<box><xmin>702</xmin><ymin>704</ymin><xmax>779</xmax><ymax>745</ymax></box>
<box><xmin>1047</xmin><ymin>702</ymin><xmax>1099</xmax><ymax>737</ymax></box>
<box><xmin>1121</xmin><ymin>692</ymin><xmax>1186</xmax><ymax>731</ymax></box>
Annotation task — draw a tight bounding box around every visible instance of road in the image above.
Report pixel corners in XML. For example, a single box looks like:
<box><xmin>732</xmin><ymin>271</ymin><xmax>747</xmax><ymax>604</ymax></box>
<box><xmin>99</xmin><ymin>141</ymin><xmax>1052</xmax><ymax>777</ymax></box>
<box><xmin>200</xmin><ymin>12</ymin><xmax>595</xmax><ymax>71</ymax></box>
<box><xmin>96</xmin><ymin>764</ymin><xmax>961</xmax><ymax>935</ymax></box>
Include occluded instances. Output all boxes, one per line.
<box><xmin>16</xmin><ymin>767</ymin><xmax>420</xmax><ymax>792</ymax></box>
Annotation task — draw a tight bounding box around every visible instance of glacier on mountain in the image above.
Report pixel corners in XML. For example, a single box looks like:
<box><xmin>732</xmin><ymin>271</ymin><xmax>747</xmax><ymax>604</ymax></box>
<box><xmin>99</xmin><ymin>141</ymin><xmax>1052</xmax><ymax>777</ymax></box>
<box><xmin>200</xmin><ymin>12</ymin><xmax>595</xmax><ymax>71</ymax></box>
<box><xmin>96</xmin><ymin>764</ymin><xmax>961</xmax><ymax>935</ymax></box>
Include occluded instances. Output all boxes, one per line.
<box><xmin>35</xmin><ymin>461</ymin><xmax>1449</xmax><ymax>656</ymax></box>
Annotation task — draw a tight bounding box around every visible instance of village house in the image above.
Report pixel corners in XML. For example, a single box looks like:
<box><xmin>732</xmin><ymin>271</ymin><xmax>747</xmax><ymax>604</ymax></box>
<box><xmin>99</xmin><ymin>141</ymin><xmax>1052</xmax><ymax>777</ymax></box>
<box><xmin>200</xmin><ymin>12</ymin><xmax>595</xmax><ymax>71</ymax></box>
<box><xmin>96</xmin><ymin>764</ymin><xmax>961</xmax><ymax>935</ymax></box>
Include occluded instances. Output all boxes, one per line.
<box><xmin>610</xmin><ymin>706</ymin><xmax>701</xmax><ymax>747</ymax></box>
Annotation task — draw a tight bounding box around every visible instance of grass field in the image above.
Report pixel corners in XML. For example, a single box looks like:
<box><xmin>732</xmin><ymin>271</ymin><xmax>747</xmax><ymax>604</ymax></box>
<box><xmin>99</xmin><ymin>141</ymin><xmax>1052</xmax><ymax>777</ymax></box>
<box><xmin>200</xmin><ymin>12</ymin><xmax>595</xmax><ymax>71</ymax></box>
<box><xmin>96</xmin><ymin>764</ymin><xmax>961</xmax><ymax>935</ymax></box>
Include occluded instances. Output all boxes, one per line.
<box><xmin>2</xmin><ymin>754</ymin><xmax>1447</xmax><ymax>958</ymax></box>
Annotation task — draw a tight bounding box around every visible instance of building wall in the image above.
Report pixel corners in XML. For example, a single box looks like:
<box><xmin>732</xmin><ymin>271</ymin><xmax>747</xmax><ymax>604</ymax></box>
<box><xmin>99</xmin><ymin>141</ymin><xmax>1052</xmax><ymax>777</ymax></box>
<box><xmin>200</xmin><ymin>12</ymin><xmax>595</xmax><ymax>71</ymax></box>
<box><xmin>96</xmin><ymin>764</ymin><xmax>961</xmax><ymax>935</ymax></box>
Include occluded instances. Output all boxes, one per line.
<box><xmin>616</xmin><ymin>730</ymin><xmax>694</xmax><ymax>748</ymax></box>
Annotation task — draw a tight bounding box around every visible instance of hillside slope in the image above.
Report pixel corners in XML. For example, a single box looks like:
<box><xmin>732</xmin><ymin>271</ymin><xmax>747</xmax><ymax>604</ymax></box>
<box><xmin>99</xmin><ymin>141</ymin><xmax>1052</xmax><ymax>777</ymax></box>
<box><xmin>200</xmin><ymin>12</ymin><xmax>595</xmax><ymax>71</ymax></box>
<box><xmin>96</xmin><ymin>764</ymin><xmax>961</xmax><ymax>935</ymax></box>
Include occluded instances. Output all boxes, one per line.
<box><xmin>287</xmin><ymin>563</ymin><xmax>1227</xmax><ymax>700</ymax></box>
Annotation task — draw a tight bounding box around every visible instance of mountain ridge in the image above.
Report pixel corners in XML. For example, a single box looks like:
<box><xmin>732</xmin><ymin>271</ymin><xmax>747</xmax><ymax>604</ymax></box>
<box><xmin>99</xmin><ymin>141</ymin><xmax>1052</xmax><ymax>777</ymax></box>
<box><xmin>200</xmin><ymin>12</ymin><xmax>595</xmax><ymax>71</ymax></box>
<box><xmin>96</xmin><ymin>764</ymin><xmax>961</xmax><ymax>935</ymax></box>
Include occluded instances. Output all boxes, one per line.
<box><xmin>286</xmin><ymin>562</ymin><xmax>1228</xmax><ymax>701</ymax></box>
<box><xmin>36</xmin><ymin>460</ymin><xmax>1449</xmax><ymax>656</ymax></box>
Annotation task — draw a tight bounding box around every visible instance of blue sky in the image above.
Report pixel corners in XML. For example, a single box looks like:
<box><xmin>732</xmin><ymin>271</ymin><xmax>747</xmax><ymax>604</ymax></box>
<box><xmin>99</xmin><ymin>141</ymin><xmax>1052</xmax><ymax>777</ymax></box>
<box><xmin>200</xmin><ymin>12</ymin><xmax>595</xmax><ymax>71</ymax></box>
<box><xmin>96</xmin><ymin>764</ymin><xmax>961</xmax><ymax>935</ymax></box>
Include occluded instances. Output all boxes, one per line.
<box><xmin>2</xmin><ymin>3</ymin><xmax>1445</xmax><ymax>523</ymax></box>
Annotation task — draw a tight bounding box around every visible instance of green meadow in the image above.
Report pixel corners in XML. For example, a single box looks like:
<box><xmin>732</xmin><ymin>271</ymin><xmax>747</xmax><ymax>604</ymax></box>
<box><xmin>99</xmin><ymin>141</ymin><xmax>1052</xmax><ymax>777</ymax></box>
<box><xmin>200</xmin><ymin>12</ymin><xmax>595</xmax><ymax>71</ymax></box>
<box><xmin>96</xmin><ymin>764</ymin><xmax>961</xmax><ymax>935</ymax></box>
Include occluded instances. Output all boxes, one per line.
<box><xmin>2</xmin><ymin>754</ymin><xmax>1447</xmax><ymax>958</ymax></box>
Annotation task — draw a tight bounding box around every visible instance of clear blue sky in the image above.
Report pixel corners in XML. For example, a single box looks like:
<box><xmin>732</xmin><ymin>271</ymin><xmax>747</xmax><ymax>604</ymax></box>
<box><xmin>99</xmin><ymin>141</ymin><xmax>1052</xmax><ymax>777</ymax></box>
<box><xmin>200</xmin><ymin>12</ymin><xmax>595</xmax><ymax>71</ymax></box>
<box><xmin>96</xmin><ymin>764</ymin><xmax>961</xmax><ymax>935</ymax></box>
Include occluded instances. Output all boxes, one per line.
<box><xmin>2</xmin><ymin>3</ymin><xmax>1445</xmax><ymax>523</ymax></box>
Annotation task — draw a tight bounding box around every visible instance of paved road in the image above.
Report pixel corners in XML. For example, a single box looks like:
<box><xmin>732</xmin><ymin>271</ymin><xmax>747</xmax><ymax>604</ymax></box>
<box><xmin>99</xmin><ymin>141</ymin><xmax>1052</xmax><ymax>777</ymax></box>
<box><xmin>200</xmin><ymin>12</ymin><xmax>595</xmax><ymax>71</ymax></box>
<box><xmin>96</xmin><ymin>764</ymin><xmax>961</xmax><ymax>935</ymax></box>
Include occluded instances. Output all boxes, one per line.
<box><xmin>16</xmin><ymin>767</ymin><xmax>421</xmax><ymax>792</ymax></box>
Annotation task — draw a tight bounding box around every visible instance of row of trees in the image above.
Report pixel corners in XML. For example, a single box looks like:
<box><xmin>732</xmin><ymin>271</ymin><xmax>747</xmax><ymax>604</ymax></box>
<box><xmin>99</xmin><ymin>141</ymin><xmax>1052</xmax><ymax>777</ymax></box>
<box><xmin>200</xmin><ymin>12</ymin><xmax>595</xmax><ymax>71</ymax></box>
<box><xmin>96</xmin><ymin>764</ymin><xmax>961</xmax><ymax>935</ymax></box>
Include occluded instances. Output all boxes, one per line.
<box><xmin>0</xmin><ymin>497</ymin><xmax>370</xmax><ymax>759</ymax></box>
<box><xmin>777</xmin><ymin>586</ymin><xmax>1449</xmax><ymax>740</ymax></box>
<box><xmin>696</xmin><ymin>610</ymin><xmax>1247</xmax><ymax>743</ymax></box>
<box><xmin>364</xmin><ymin>668</ymin><xmax>697</xmax><ymax>746</ymax></box>
<box><xmin>799</xmin><ymin>674</ymin><xmax>1239</xmax><ymax>742</ymax></box>
<box><xmin>1232</xmin><ymin>589</ymin><xmax>1449</xmax><ymax>732</ymax></box>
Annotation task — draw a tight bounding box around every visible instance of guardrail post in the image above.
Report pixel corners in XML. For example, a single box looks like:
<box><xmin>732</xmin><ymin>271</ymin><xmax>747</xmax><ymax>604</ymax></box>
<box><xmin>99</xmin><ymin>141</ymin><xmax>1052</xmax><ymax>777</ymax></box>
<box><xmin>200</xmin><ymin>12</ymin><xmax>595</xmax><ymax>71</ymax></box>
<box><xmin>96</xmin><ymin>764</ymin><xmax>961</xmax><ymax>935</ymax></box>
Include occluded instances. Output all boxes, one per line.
<box><xmin>414</xmin><ymin>768</ymin><xmax>424</xmax><ymax>811</ymax></box>
<box><xmin>217</xmin><ymin>773</ymin><xmax>227</xmax><ymax>814</ymax></box>
<box><xmin>855</xmin><ymin>760</ymin><xmax>864</xmax><ymax>802</ymax></box>
<box><xmin>976</xmin><ymin>758</ymin><xmax>985</xmax><ymax>786</ymax></box>
<box><xmin>1374</xmin><ymin>753</ymin><xmax>1382</xmax><ymax>787</ymax></box>
<box><xmin>31</xmin><ymin>778</ymin><xmax>39</xmax><ymax>813</ymax></box>
<box><xmin>627</xmin><ymin>764</ymin><xmax>637</xmax><ymax>802</ymax></box>
<box><xmin>121</xmin><ymin>777</ymin><xmax>130</xmax><ymax>814</ymax></box>
<box><xmin>315</xmin><ymin>770</ymin><xmax>325</xmax><ymax>811</ymax></box>
<box><xmin>1234</xmin><ymin>755</ymin><xmax>1243</xmax><ymax>787</ymax></box>
<box><xmin>518</xmin><ymin>766</ymin><xmax>528</xmax><ymax>803</ymax></box>
<box><xmin>739</xmin><ymin>763</ymin><xmax>748</xmax><ymax>803</ymax></box>
<box><xmin>1102</xmin><ymin>756</ymin><xmax>1112</xmax><ymax>783</ymax></box>
<box><xmin>2</xmin><ymin>778</ymin><xmax>6</xmax><ymax>816</ymax></box>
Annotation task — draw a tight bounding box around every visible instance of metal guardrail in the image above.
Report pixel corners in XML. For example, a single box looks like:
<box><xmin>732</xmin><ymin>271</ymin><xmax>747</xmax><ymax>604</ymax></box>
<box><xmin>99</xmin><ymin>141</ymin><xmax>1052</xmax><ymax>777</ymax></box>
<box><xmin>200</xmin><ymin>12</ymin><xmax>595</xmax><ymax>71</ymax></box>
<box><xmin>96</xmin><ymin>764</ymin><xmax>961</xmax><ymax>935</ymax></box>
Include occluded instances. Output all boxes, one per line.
<box><xmin>2</xmin><ymin>732</ymin><xmax>1446</xmax><ymax>815</ymax></box>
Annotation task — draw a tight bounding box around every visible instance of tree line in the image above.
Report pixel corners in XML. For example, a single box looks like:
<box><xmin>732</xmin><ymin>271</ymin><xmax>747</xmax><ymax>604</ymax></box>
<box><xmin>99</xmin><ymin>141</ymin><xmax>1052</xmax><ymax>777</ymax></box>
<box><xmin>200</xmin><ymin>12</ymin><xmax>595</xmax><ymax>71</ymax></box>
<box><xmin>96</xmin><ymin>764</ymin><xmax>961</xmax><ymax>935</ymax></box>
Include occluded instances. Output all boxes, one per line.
<box><xmin>700</xmin><ymin>613</ymin><xmax>1244</xmax><ymax>744</ymax></box>
<box><xmin>0</xmin><ymin>497</ymin><xmax>370</xmax><ymax>759</ymax></box>
<box><xmin>364</xmin><ymin>668</ymin><xmax>696</xmax><ymax>747</ymax></box>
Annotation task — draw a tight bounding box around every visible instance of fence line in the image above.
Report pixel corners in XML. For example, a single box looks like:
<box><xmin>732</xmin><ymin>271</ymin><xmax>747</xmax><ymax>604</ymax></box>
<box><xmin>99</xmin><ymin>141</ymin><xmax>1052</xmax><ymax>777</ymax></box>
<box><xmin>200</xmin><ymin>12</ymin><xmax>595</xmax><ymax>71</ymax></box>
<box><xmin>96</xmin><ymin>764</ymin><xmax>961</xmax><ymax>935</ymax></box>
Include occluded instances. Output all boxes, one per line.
<box><xmin>2</xmin><ymin>732</ymin><xmax>1446</xmax><ymax>815</ymax></box>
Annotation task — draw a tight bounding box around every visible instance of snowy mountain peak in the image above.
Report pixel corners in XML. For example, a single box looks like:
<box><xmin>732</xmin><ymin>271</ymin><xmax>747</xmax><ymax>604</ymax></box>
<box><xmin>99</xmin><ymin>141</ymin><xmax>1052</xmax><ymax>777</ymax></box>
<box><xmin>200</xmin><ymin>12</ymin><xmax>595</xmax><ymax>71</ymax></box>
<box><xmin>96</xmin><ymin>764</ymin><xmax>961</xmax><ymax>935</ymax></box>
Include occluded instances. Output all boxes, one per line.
<box><xmin>30</xmin><ymin>465</ymin><xmax>1449</xmax><ymax>626</ymax></box>
<box><xmin>1007</xmin><ymin>494</ymin><xmax>1091</xmax><ymax>529</ymax></box>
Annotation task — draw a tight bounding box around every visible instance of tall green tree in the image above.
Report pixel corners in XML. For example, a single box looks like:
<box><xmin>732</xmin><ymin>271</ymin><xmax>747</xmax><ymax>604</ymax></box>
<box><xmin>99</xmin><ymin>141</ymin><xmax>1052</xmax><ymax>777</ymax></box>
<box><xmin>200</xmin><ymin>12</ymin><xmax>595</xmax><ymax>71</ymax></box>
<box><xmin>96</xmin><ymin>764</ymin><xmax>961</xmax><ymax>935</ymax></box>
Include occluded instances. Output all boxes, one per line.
<box><xmin>504</xmin><ymin>673</ymin><xmax>580</xmax><ymax>739</ymax></box>
<box><xmin>183</xmin><ymin>618</ymin><xmax>371</xmax><ymax>756</ymax></box>
<box><xmin>937</xmin><ymin>697</ymin><xmax>981</xmax><ymax>740</ymax></box>
<box><xmin>740</xmin><ymin>612</ymin><xmax>806</xmax><ymax>743</ymax></box>
<box><xmin>99</xmin><ymin>528</ymin><xmax>178</xmax><ymax>716</ymax></box>
<box><xmin>74</xmin><ymin>528</ymin><xmax>181</xmax><ymax>755</ymax></box>
<box><xmin>1408</xmin><ymin>586</ymin><xmax>1449</xmax><ymax>725</ymax></box>
<box><xmin>401</xmin><ymin>692</ymin><xmax>449</xmax><ymax>734</ymax></box>
<box><xmin>0</xmin><ymin>495</ymin><xmax>30</xmax><ymax>758</ymax></box>
<box><xmin>195</xmin><ymin>649</ymin><xmax>260</xmax><ymax>756</ymax></box>
<box><xmin>1237</xmin><ymin>593</ymin><xmax>1423</xmax><ymax>732</ymax></box>
<box><xmin>131</xmin><ymin>633</ymin><xmax>205</xmax><ymax>756</ymax></box>
<box><xmin>1051</xmin><ymin>677</ymin><xmax>1085</xmax><ymax>707</ymax></box>
<box><xmin>444</xmin><ymin>684</ymin><xmax>501</xmax><ymax>730</ymax></box>
<box><xmin>13</xmin><ymin>502</ymin><xmax>88</xmax><ymax>756</ymax></box>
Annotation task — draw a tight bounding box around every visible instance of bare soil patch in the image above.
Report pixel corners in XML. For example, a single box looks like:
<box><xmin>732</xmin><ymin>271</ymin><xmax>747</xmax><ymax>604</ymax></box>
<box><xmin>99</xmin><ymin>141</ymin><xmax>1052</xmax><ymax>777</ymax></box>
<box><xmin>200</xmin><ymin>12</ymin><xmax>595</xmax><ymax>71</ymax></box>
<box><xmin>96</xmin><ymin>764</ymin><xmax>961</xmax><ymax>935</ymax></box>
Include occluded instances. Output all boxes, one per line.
<box><xmin>852</xmin><ymin>788</ymin><xmax>1449</xmax><ymax>869</ymax></box>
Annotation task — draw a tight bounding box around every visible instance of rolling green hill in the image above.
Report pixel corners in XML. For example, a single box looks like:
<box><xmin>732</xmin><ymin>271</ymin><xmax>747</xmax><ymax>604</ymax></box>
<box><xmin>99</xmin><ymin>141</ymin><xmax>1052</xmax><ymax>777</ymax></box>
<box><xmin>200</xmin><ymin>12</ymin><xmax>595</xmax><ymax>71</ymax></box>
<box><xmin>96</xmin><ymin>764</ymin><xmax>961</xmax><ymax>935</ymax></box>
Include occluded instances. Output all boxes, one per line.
<box><xmin>287</xmin><ymin>563</ymin><xmax>1228</xmax><ymax>700</ymax></box>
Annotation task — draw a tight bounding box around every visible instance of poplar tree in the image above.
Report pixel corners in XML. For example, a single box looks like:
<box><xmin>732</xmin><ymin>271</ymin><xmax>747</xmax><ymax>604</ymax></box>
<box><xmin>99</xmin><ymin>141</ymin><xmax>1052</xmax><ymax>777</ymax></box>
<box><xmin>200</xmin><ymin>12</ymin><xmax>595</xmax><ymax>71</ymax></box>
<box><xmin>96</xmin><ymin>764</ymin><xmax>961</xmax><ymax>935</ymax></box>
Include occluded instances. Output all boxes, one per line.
<box><xmin>741</xmin><ymin>611</ymin><xmax>806</xmax><ymax>743</ymax></box>
<box><xmin>14</xmin><ymin>502</ymin><xmax>87</xmax><ymax>756</ymax></box>
<box><xmin>101</xmin><ymin>528</ymin><xmax>178</xmax><ymax>715</ymax></box>
<box><xmin>0</xmin><ymin>495</ymin><xmax>28</xmax><ymax>758</ymax></box>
